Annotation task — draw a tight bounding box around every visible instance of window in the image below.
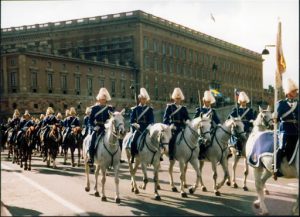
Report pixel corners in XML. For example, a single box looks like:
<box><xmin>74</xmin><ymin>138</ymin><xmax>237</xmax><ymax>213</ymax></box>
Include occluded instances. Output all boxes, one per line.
<box><xmin>154</xmin><ymin>58</ymin><xmax>158</xmax><ymax>71</ymax></box>
<box><xmin>31</xmin><ymin>71</ymin><xmax>37</xmax><ymax>89</ymax></box>
<box><xmin>153</xmin><ymin>40</ymin><xmax>158</xmax><ymax>52</ymax></box>
<box><xmin>87</xmin><ymin>77</ymin><xmax>93</xmax><ymax>96</ymax></box>
<box><xmin>10</xmin><ymin>58</ymin><xmax>17</xmax><ymax>66</ymax></box>
<box><xmin>182</xmin><ymin>48</ymin><xmax>186</xmax><ymax>60</ymax></box>
<box><xmin>169</xmin><ymin>60</ymin><xmax>174</xmax><ymax>74</ymax></box>
<box><xmin>47</xmin><ymin>74</ymin><xmax>53</xmax><ymax>90</ymax></box>
<box><xmin>175</xmin><ymin>46</ymin><xmax>180</xmax><ymax>58</ymax></box>
<box><xmin>75</xmin><ymin>76</ymin><xmax>80</xmax><ymax>94</ymax></box>
<box><xmin>10</xmin><ymin>71</ymin><xmax>17</xmax><ymax>87</ymax></box>
<box><xmin>111</xmin><ymin>80</ymin><xmax>116</xmax><ymax>97</ymax></box>
<box><xmin>121</xmin><ymin>80</ymin><xmax>126</xmax><ymax>98</ymax></box>
<box><xmin>162</xmin><ymin>58</ymin><xmax>167</xmax><ymax>74</ymax></box>
<box><xmin>189</xmin><ymin>50</ymin><xmax>193</xmax><ymax>62</ymax></box>
<box><xmin>162</xmin><ymin>42</ymin><xmax>166</xmax><ymax>55</ymax></box>
<box><xmin>143</xmin><ymin>36</ymin><xmax>148</xmax><ymax>50</ymax></box>
<box><xmin>169</xmin><ymin>44</ymin><xmax>173</xmax><ymax>56</ymax></box>
<box><xmin>47</xmin><ymin>61</ymin><xmax>52</xmax><ymax>68</ymax></box>
<box><xmin>61</xmin><ymin>75</ymin><xmax>67</xmax><ymax>91</ymax></box>
<box><xmin>99</xmin><ymin>79</ymin><xmax>105</xmax><ymax>87</ymax></box>
<box><xmin>62</xmin><ymin>63</ymin><xmax>66</xmax><ymax>70</ymax></box>
<box><xmin>31</xmin><ymin>59</ymin><xmax>36</xmax><ymax>65</ymax></box>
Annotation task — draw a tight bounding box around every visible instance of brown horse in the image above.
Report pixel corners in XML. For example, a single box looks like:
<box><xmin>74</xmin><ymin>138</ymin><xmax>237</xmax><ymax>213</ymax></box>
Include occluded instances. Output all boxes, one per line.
<box><xmin>63</xmin><ymin>126</ymin><xmax>82</xmax><ymax>167</ymax></box>
<box><xmin>43</xmin><ymin>125</ymin><xmax>61</xmax><ymax>168</ymax></box>
<box><xmin>19</xmin><ymin>126</ymin><xmax>36</xmax><ymax>170</ymax></box>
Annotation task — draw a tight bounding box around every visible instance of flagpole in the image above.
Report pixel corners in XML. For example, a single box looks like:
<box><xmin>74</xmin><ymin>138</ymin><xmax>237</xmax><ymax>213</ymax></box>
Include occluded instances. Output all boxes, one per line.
<box><xmin>273</xmin><ymin>70</ymin><xmax>278</xmax><ymax>173</ymax></box>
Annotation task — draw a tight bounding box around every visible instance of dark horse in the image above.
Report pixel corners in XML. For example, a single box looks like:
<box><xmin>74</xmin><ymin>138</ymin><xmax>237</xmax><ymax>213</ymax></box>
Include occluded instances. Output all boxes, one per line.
<box><xmin>42</xmin><ymin>125</ymin><xmax>61</xmax><ymax>168</ymax></box>
<box><xmin>63</xmin><ymin>126</ymin><xmax>83</xmax><ymax>167</ymax></box>
<box><xmin>18</xmin><ymin>126</ymin><xmax>36</xmax><ymax>170</ymax></box>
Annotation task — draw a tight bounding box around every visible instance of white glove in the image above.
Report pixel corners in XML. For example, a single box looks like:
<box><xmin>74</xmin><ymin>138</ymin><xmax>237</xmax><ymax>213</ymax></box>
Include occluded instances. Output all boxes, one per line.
<box><xmin>94</xmin><ymin>126</ymin><xmax>100</xmax><ymax>131</ymax></box>
<box><xmin>132</xmin><ymin>123</ymin><xmax>140</xmax><ymax>129</ymax></box>
<box><xmin>170</xmin><ymin>124</ymin><xmax>177</xmax><ymax>131</ymax></box>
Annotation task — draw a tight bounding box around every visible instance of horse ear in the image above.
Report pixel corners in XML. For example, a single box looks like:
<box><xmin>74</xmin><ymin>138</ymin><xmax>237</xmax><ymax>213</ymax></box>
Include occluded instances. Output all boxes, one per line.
<box><xmin>120</xmin><ymin>109</ymin><xmax>125</xmax><ymax>115</ymax></box>
<box><xmin>259</xmin><ymin>106</ymin><xmax>263</xmax><ymax>112</ymax></box>
<box><xmin>108</xmin><ymin>110</ymin><xmax>113</xmax><ymax>117</ymax></box>
<box><xmin>229</xmin><ymin>115</ymin><xmax>234</xmax><ymax>119</ymax></box>
<box><xmin>266</xmin><ymin>105</ymin><xmax>271</xmax><ymax>112</ymax></box>
<box><xmin>200</xmin><ymin>112</ymin><xmax>203</xmax><ymax>118</ymax></box>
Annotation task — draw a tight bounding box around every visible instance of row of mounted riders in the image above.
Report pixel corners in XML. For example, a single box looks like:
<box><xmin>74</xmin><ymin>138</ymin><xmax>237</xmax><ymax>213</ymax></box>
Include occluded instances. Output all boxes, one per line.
<box><xmin>0</xmin><ymin>122</ymin><xmax>85</xmax><ymax>170</ymax></box>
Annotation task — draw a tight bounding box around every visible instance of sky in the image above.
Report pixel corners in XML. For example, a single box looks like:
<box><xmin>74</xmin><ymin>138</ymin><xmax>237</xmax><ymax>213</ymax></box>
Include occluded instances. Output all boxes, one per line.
<box><xmin>1</xmin><ymin>0</ymin><xmax>299</xmax><ymax>89</ymax></box>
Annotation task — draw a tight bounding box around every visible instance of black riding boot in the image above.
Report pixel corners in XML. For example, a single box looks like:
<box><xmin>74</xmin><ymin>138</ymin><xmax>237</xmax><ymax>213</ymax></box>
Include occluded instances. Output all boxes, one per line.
<box><xmin>273</xmin><ymin>149</ymin><xmax>283</xmax><ymax>180</ymax></box>
<box><xmin>198</xmin><ymin>143</ymin><xmax>206</xmax><ymax>160</ymax></box>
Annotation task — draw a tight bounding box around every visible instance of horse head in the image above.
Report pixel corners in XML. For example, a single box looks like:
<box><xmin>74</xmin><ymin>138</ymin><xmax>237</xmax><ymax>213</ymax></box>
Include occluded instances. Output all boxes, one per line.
<box><xmin>254</xmin><ymin>105</ymin><xmax>274</xmax><ymax>129</ymax></box>
<box><xmin>227</xmin><ymin>116</ymin><xmax>246</xmax><ymax>141</ymax></box>
<box><xmin>191</xmin><ymin>113</ymin><xmax>212</xmax><ymax>144</ymax></box>
<box><xmin>149</xmin><ymin>123</ymin><xmax>172</xmax><ymax>156</ymax></box>
<box><xmin>107</xmin><ymin>109</ymin><xmax>126</xmax><ymax>139</ymax></box>
<box><xmin>72</xmin><ymin>126</ymin><xmax>82</xmax><ymax>135</ymax></box>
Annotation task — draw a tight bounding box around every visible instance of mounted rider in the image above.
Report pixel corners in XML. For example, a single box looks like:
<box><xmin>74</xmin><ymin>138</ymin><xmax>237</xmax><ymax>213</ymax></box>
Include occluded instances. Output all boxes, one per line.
<box><xmin>163</xmin><ymin>88</ymin><xmax>190</xmax><ymax>161</ymax></box>
<box><xmin>62</xmin><ymin>107</ymin><xmax>80</xmax><ymax>147</ymax></box>
<box><xmin>56</xmin><ymin>112</ymin><xmax>64</xmax><ymax>128</ymax></box>
<box><xmin>128</xmin><ymin>88</ymin><xmax>154</xmax><ymax>163</ymax></box>
<box><xmin>228</xmin><ymin>91</ymin><xmax>255</xmax><ymax>156</ymax></box>
<box><xmin>87</xmin><ymin>87</ymin><xmax>114</xmax><ymax>167</ymax></box>
<box><xmin>40</xmin><ymin>107</ymin><xmax>59</xmax><ymax>142</ymax></box>
<box><xmin>194</xmin><ymin>90</ymin><xmax>221</xmax><ymax>160</ymax></box>
<box><xmin>16</xmin><ymin>110</ymin><xmax>35</xmax><ymax>142</ymax></box>
<box><xmin>6</xmin><ymin>109</ymin><xmax>21</xmax><ymax>143</ymax></box>
<box><xmin>82</xmin><ymin>107</ymin><xmax>91</xmax><ymax>138</ymax></box>
<box><xmin>273</xmin><ymin>78</ymin><xmax>299</xmax><ymax>180</ymax></box>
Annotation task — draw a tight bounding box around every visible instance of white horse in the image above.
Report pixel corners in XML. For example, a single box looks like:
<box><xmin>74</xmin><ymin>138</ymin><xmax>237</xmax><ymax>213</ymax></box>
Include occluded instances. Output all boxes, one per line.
<box><xmin>165</xmin><ymin>114</ymin><xmax>212</xmax><ymax>197</ymax></box>
<box><xmin>229</xmin><ymin>106</ymin><xmax>273</xmax><ymax>190</ymax></box>
<box><xmin>83</xmin><ymin>110</ymin><xmax>126</xmax><ymax>203</ymax></box>
<box><xmin>246</xmin><ymin>130</ymin><xmax>299</xmax><ymax>215</ymax></box>
<box><xmin>123</xmin><ymin>123</ymin><xmax>172</xmax><ymax>200</ymax></box>
<box><xmin>199</xmin><ymin>117</ymin><xmax>246</xmax><ymax>196</ymax></box>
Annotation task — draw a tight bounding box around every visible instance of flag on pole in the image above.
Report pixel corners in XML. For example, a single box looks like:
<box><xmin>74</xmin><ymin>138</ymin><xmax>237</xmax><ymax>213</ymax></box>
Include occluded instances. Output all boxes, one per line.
<box><xmin>210</xmin><ymin>13</ymin><xmax>216</xmax><ymax>22</ymax></box>
<box><xmin>275</xmin><ymin>21</ymin><xmax>286</xmax><ymax>88</ymax></box>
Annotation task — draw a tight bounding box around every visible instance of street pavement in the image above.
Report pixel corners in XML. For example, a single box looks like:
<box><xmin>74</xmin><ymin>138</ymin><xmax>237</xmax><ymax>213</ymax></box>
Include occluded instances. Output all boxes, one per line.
<box><xmin>1</xmin><ymin>149</ymin><xmax>298</xmax><ymax>216</ymax></box>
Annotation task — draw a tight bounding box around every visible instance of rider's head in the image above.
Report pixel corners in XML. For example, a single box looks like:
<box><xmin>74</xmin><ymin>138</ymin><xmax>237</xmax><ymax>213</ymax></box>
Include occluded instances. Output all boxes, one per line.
<box><xmin>238</xmin><ymin>91</ymin><xmax>250</xmax><ymax>107</ymax></box>
<box><xmin>283</xmin><ymin>78</ymin><xmax>298</xmax><ymax>99</ymax></box>
<box><xmin>46</xmin><ymin>107</ymin><xmax>54</xmax><ymax>116</ymax></box>
<box><xmin>96</xmin><ymin>87</ymin><xmax>111</xmax><ymax>105</ymax></box>
<box><xmin>203</xmin><ymin>90</ymin><xmax>216</xmax><ymax>107</ymax></box>
<box><xmin>23</xmin><ymin>110</ymin><xmax>31</xmax><ymax>120</ymax></box>
<box><xmin>69</xmin><ymin>107</ymin><xmax>77</xmax><ymax>117</ymax></box>
<box><xmin>138</xmin><ymin>88</ymin><xmax>150</xmax><ymax>105</ymax></box>
<box><xmin>172</xmin><ymin>87</ymin><xmax>184</xmax><ymax>104</ymax></box>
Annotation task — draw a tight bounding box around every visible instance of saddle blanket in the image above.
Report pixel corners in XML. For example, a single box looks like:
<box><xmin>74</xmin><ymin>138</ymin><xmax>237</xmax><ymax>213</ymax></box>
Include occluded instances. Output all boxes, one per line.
<box><xmin>247</xmin><ymin>131</ymin><xmax>277</xmax><ymax>167</ymax></box>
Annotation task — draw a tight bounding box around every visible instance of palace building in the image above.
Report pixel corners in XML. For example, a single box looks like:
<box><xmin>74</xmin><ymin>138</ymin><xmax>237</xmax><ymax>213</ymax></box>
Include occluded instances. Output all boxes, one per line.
<box><xmin>0</xmin><ymin>10</ymin><xmax>263</xmax><ymax>119</ymax></box>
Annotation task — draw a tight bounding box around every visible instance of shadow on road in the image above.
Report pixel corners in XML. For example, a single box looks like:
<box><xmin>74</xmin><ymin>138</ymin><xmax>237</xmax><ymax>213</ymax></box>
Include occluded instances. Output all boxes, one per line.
<box><xmin>6</xmin><ymin>205</ymin><xmax>43</xmax><ymax>216</ymax></box>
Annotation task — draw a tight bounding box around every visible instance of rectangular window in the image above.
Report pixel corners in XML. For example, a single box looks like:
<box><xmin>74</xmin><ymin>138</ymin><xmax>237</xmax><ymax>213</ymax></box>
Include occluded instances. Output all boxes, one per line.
<box><xmin>162</xmin><ymin>59</ymin><xmax>167</xmax><ymax>74</ymax></box>
<box><xmin>169</xmin><ymin>44</ymin><xmax>173</xmax><ymax>56</ymax></box>
<box><xmin>154</xmin><ymin>58</ymin><xmax>158</xmax><ymax>71</ymax></box>
<box><xmin>10</xmin><ymin>71</ymin><xmax>17</xmax><ymax>87</ymax></box>
<box><xmin>175</xmin><ymin>46</ymin><xmax>180</xmax><ymax>58</ymax></box>
<box><xmin>111</xmin><ymin>80</ymin><xmax>116</xmax><ymax>97</ymax></box>
<box><xmin>87</xmin><ymin>77</ymin><xmax>93</xmax><ymax>96</ymax></box>
<box><xmin>47</xmin><ymin>74</ymin><xmax>53</xmax><ymax>89</ymax></box>
<box><xmin>153</xmin><ymin>40</ymin><xmax>158</xmax><ymax>52</ymax></box>
<box><xmin>61</xmin><ymin>75</ymin><xmax>67</xmax><ymax>90</ymax></box>
<box><xmin>99</xmin><ymin>79</ymin><xmax>105</xmax><ymax>87</ymax></box>
<box><xmin>31</xmin><ymin>71</ymin><xmax>37</xmax><ymax>88</ymax></box>
<box><xmin>75</xmin><ymin>76</ymin><xmax>80</xmax><ymax>91</ymax></box>
<box><xmin>162</xmin><ymin>42</ymin><xmax>166</xmax><ymax>55</ymax></box>
<box><xmin>189</xmin><ymin>50</ymin><xmax>193</xmax><ymax>62</ymax></box>
<box><xmin>121</xmin><ymin>80</ymin><xmax>126</xmax><ymax>98</ymax></box>
<box><xmin>143</xmin><ymin>36</ymin><xmax>148</xmax><ymax>50</ymax></box>
<box><xmin>182</xmin><ymin>48</ymin><xmax>186</xmax><ymax>60</ymax></box>
<box><xmin>10</xmin><ymin>58</ymin><xmax>17</xmax><ymax>66</ymax></box>
<box><xmin>169</xmin><ymin>60</ymin><xmax>173</xmax><ymax>74</ymax></box>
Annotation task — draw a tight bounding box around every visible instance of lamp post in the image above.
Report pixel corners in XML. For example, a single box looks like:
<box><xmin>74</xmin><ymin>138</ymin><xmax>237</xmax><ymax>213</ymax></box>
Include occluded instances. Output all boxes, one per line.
<box><xmin>262</xmin><ymin>44</ymin><xmax>276</xmax><ymax>55</ymax></box>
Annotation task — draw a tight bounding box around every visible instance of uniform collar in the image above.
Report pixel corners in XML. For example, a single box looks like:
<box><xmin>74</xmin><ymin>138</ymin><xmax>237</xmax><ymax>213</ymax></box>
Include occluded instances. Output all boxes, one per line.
<box><xmin>203</xmin><ymin>105</ymin><xmax>211</xmax><ymax>109</ymax></box>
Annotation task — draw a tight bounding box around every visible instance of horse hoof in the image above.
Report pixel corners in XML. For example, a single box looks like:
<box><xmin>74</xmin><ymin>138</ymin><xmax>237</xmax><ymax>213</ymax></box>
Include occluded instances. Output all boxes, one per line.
<box><xmin>101</xmin><ymin>196</ymin><xmax>107</xmax><ymax>201</ymax></box>
<box><xmin>181</xmin><ymin>192</ymin><xmax>188</xmax><ymax>198</ymax></box>
<box><xmin>157</xmin><ymin>185</ymin><xmax>161</xmax><ymax>190</ymax></box>
<box><xmin>172</xmin><ymin>187</ymin><xmax>178</xmax><ymax>192</ymax></box>
<box><xmin>201</xmin><ymin>186</ymin><xmax>207</xmax><ymax>192</ymax></box>
<box><xmin>189</xmin><ymin>187</ymin><xmax>194</xmax><ymax>194</ymax></box>
<box><xmin>63</xmin><ymin>162</ymin><xmax>66</xmax><ymax>165</ymax></box>
<box><xmin>226</xmin><ymin>181</ymin><xmax>231</xmax><ymax>186</ymax></box>
<box><xmin>20</xmin><ymin>165</ymin><xmax>23</xmax><ymax>168</ymax></box>
<box><xmin>95</xmin><ymin>192</ymin><xmax>100</xmax><ymax>197</ymax></box>
<box><xmin>115</xmin><ymin>197</ymin><xmax>121</xmax><ymax>203</ymax></box>
<box><xmin>134</xmin><ymin>189</ymin><xmax>139</xmax><ymax>194</ymax></box>
<box><xmin>72</xmin><ymin>164</ymin><xmax>75</xmax><ymax>167</ymax></box>
<box><xmin>28</xmin><ymin>167</ymin><xmax>31</xmax><ymax>171</ymax></box>
<box><xmin>154</xmin><ymin>195</ymin><xmax>161</xmax><ymax>201</ymax></box>
<box><xmin>131</xmin><ymin>187</ymin><xmax>134</xmax><ymax>192</ymax></box>
<box><xmin>264</xmin><ymin>189</ymin><xmax>269</xmax><ymax>195</ymax></box>
<box><xmin>233</xmin><ymin>183</ymin><xmax>238</xmax><ymax>188</ymax></box>
<box><xmin>253</xmin><ymin>201</ymin><xmax>260</xmax><ymax>209</ymax></box>
<box><xmin>215</xmin><ymin>191</ymin><xmax>221</xmax><ymax>196</ymax></box>
<box><xmin>184</xmin><ymin>184</ymin><xmax>188</xmax><ymax>188</ymax></box>
<box><xmin>243</xmin><ymin>186</ymin><xmax>248</xmax><ymax>191</ymax></box>
<box><xmin>85</xmin><ymin>187</ymin><xmax>90</xmax><ymax>192</ymax></box>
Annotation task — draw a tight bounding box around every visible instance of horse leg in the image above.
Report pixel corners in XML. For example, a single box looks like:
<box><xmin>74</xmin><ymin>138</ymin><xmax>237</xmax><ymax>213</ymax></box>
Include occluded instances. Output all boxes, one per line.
<box><xmin>63</xmin><ymin>148</ymin><xmax>67</xmax><ymax>165</ymax></box>
<box><xmin>253</xmin><ymin>167</ymin><xmax>270</xmax><ymax>215</ymax></box>
<box><xmin>188</xmin><ymin>159</ymin><xmax>200</xmax><ymax>194</ymax></box>
<box><xmin>211</xmin><ymin>161</ymin><xmax>220</xmax><ymax>196</ymax></box>
<box><xmin>243</xmin><ymin>157</ymin><xmax>249</xmax><ymax>191</ymax></box>
<box><xmin>77</xmin><ymin>146</ymin><xmax>81</xmax><ymax>167</ymax></box>
<box><xmin>52</xmin><ymin>145</ymin><xmax>58</xmax><ymax>169</ymax></box>
<box><xmin>217</xmin><ymin>156</ymin><xmax>231</xmax><ymax>190</ymax></box>
<box><xmin>71</xmin><ymin>148</ymin><xmax>75</xmax><ymax>167</ymax></box>
<box><xmin>126</xmin><ymin>149</ymin><xmax>138</xmax><ymax>194</ymax></box>
<box><xmin>139</xmin><ymin>162</ymin><xmax>148</xmax><ymax>190</ymax></box>
<box><xmin>84</xmin><ymin>160</ymin><xmax>90</xmax><ymax>192</ymax></box>
<box><xmin>100</xmin><ymin>167</ymin><xmax>107</xmax><ymax>201</ymax></box>
<box><xmin>199</xmin><ymin>160</ymin><xmax>207</xmax><ymax>191</ymax></box>
<box><xmin>168</xmin><ymin>160</ymin><xmax>177</xmax><ymax>192</ymax></box>
<box><xmin>183</xmin><ymin>163</ymin><xmax>188</xmax><ymax>188</ymax></box>
<box><xmin>114</xmin><ymin>165</ymin><xmax>121</xmax><ymax>203</ymax></box>
<box><xmin>94</xmin><ymin>165</ymin><xmax>100</xmax><ymax>197</ymax></box>
<box><xmin>153</xmin><ymin>161</ymin><xmax>161</xmax><ymax>200</ymax></box>
<box><xmin>28</xmin><ymin>149</ymin><xmax>32</xmax><ymax>171</ymax></box>
<box><xmin>47</xmin><ymin>148</ymin><xmax>50</xmax><ymax>167</ymax></box>
<box><xmin>231</xmin><ymin>152</ymin><xmax>239</xmax><ymax>188</ymax></box>
<box><xmin>132</xmin><ymin>159</ymin><xmax>140</xmax><ymax>194</ymax></box>
<box><xmin>179</xmin><ymin>161</ymin><xmax>187</xmax><ymax>197</ymax></box>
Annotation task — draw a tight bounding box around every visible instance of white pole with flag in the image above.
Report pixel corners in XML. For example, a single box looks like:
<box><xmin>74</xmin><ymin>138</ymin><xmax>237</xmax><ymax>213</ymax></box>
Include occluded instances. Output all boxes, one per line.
<box><xmin>274</xmin><ymin>20</ymin><xmax>286</xmax><ymax>173</ymax></box>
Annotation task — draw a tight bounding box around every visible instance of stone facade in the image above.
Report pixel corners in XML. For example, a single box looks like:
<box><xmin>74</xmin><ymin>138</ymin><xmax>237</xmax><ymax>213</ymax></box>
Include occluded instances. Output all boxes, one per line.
<box><xmin>1</xmin><ymin>10</ymin><xmax>264</xmax><ymax>120</ymax></box>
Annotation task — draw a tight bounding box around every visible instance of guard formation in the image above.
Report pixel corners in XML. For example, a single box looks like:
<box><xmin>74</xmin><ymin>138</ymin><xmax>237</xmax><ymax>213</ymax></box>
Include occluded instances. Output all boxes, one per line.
<box><xmin>0</xmin><ymin>78</ymin><xmax>298</xmax><ymax>194</ymax></box>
